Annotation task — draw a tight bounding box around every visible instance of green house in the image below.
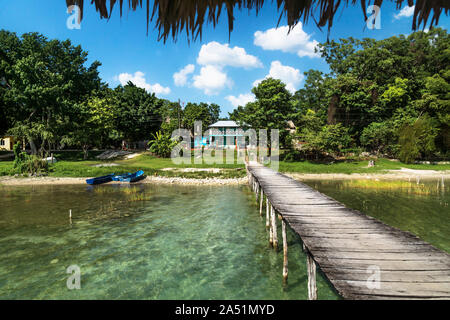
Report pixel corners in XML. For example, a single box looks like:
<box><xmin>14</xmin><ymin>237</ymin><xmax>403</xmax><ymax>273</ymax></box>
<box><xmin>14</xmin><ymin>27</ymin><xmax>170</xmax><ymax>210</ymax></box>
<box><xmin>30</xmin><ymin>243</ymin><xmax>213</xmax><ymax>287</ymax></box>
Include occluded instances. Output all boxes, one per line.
<box><xmin>208</xmin><ymin>121</ymin><xmax>243</xmax><ymax>149</ymax></box>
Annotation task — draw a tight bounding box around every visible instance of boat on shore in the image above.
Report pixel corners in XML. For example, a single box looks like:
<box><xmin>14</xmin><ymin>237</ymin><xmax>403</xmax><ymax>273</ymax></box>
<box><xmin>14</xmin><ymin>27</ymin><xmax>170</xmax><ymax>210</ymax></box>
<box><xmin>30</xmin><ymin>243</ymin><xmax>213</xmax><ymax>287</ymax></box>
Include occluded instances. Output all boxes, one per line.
<box><xmin>118</xmin><ymin>170</ymin><xmax>145</xmax><ymax>183</ymax></box>
<box><xmin>86</xmin><ymin>174</ymin><xmax>115</xmax><ymax>185</ymax></box>
<box><xmin>112</xmin><ymin>173</ymin><xmax>131</xmax><ymax>181</ymax></box>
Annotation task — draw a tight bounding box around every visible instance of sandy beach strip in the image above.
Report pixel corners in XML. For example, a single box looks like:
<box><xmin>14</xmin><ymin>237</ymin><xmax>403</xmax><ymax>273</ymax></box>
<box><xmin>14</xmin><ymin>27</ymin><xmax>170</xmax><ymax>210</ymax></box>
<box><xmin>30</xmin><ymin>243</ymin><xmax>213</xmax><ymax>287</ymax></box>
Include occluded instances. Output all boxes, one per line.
<box><xmin>1</xmin><ymin>168</ymin><xmax>449</xmax><ymax>186</ymax></box>
<box><xmin>0</xmin><ymin>175</ymin><xmax>248</xmax><ymax>186</ymax></box>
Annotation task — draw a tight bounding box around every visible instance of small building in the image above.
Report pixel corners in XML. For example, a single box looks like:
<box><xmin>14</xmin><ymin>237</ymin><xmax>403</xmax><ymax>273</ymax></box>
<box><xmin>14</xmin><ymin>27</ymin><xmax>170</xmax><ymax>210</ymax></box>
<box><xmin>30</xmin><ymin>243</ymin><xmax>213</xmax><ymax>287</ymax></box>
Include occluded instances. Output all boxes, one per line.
<box><xmin>0</xmin><ymin>136</ymin><xmax>14</xmax><ymax>151</ymax></box>
<box><xmin>205</xmin><ymin>120</ymin><xmax>244</xmax><ymax>149</ymax></box>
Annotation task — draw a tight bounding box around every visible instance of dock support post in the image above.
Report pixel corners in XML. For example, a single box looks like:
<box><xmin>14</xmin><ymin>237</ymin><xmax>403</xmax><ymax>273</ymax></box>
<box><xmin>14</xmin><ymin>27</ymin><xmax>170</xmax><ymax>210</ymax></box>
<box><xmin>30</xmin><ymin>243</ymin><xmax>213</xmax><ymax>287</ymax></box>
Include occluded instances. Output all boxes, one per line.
<box><xmin>259</xmin><ymin>189</ymin><xmax>263</xmax><ymax>216</ymax></box>
<box><xmin>282</xmin><ymin>219</ymin><xmax>288</xmax><ymax>283</ymax></box>
<box><xmin>269</xmin><ymin>211</ymin><xmax>273</xmax><ymax>245</ymax></box>
<box><xmin>271</xmin><ymin>205</ymin><xmax>278</xmax><ymax>249</ymax></box>
<box><xmin>266</xmin><ymin>197</ymin><xmax>270</xmax><ymax>228</ymax></box>
<box><xmin>256</xmin><ymin>181</ymin><xmax>259</xmax><ymax>198</ymax></box>
<box><xmin>306</xmin><ymin>250</ymin><xmax>317</xmax><ymax>300</ymax></box>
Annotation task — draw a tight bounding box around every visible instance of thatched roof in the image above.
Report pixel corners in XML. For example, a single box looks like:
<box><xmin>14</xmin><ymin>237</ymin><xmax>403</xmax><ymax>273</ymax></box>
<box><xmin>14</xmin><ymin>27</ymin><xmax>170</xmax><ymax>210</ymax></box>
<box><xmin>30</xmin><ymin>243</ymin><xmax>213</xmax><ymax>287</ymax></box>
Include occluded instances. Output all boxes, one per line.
<box><xmin>65</xmin><ymin>0</ymin><xmax>449</xmax><ymax>41</ymax></box>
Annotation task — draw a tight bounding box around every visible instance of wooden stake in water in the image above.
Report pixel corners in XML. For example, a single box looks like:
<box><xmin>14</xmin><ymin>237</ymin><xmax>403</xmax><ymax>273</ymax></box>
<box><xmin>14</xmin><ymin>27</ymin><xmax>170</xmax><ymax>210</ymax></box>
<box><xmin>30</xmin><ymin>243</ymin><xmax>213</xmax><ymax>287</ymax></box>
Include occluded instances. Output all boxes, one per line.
<box><xmin>307</xmin><ymin>251</ymin><xmax>317</xmax><ymax>300</ymax></box>
<box><xmin>271</xmin><ymin>205</ymin><xmax>278</xmax><ymax>249</ymax></box>
<box><xmin>259</xmin><ymin>189</ymin><xmax>263</xmax><ymax>217</ymax></box>
<box><xmin>269</xmin><ymin>204</ymin><xmax>273</xmax><ymax>245</ymax></box>
<box><xmin>69</xmin><ymin>209</ymin><xmax>72</xmax><ymax>224</ymax></box>
<box><xmin>282</xmin><ymin>219</ymin><xmax>288</xmax><ymax>284</ymax></box>
<box><xmin>266</xmin><ymin>197</ymin><xmax>270</xmax><ymax>228</ymax></box>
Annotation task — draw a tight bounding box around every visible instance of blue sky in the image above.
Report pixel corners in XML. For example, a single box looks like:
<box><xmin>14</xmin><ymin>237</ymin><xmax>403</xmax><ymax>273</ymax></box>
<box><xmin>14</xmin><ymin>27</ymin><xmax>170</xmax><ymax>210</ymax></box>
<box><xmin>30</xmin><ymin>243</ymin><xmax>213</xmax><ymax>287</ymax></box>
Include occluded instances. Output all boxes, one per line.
<box><xmin>0</xmin><ymin>1</ymin><xmax>448</xmax><ymax>117</ymax></box>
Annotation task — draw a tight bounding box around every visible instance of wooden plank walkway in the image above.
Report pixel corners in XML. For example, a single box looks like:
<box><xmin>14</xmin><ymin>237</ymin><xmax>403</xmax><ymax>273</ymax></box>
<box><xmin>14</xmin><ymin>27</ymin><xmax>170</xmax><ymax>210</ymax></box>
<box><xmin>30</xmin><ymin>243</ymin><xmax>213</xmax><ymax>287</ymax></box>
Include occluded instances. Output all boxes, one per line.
<box><xmin>247</xmin><ymin>163</ymin><xmax>450</xmax><ymax>300</ymax></box>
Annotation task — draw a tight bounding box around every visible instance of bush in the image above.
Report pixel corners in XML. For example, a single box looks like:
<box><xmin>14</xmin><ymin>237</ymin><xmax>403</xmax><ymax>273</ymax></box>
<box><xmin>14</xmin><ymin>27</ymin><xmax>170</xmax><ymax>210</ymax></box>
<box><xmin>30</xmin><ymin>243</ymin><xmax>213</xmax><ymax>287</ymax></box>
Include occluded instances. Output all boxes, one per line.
<box><xmin>360</xmin><ymin>121</ymin><xmax>397</xmax><ymax>156</ymax></box>
<box><xmin>12</xmin><ymin>143</ymin><xmax>48</xmax><ymax>175</ymax></box>
<box><xmin>281</xmin><ymin>149</ymin><xmax>304</xmax><ymax>162</ymax></box>
<box><xmin>299</xmin><ymin>124</ymin><xmax>352</xmax><ymax>158</ymax></box>
<box><xmin>148</xmin><ymin>131</ymin><xmax>178</xmax><ymax>158</ymax></box>
<box><xmin>398</xmin><ymin>115</ymin><xmax>439</xmax><ymax>163</ymax></box>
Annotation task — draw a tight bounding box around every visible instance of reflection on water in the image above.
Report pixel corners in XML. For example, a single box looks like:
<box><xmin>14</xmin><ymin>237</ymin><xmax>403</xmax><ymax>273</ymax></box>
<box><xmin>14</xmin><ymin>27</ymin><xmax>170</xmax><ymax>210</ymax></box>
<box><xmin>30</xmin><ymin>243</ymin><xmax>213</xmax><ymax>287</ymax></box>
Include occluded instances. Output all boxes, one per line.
<box><xmin>303</xmin><ymin>179</ymin><xmax>450</xmax><ymax>253</ymax></box>
<box><xmin>0</xmin><ymin>184</ymin><xmax>338</xmax><ymax>300</ymax></box>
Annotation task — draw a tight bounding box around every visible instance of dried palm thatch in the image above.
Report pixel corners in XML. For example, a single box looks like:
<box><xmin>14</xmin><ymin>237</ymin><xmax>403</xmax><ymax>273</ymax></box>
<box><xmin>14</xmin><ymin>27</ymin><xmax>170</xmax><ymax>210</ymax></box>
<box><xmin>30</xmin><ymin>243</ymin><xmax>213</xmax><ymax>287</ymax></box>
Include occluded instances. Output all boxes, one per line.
<box><xmin>65</xmin><ymin>0</ymin><xmax>449</xmax><ymax>41</ymax></box>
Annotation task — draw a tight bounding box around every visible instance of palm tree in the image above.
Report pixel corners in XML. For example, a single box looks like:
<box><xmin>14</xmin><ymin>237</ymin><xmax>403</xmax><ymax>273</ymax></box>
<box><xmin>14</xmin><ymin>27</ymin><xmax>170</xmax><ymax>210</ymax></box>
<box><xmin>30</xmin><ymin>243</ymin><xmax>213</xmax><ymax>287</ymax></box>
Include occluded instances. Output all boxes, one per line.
<box><xmin>65</xmin><ymin>0</ymin><xmax>447</xmax><ymax>42</ymax></box>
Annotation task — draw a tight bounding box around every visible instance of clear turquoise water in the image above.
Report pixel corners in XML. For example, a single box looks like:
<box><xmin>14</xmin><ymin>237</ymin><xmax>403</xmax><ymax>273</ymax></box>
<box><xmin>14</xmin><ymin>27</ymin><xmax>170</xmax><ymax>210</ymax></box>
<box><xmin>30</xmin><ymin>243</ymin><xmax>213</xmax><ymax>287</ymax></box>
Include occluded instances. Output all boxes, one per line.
<box><xmin>303</xmin><ymin>179</ymin><xmax>450</xmax><ymax>253</ymax></box>
<box><xmin>0</xmin><ymin>184</ymin><xmax>338</xmax><ymax>299</ymax></box>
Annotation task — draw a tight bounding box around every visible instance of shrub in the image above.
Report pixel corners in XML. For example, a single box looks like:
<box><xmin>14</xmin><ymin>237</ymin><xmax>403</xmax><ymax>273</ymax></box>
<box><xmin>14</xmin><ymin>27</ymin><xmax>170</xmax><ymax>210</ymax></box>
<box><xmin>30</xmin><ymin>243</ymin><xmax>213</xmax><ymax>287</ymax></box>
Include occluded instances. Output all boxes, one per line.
<box><xmin>12</xmin><ymin>143</ymin><xmax>48</xmax><ymax>175</ymax></box>
<box><xmin>148</xmin><ymin>131</ymin><xmax>178</xmax><ymax>158</ymax></box>
<box><xmin>398</xmin><ymin>115</ymin><xmax>439</xmax><ymax>163</ymax></box>
<box><xmin>360</xmin><ymin>121</ymin><xmax>397</xmax><ymax>156</ymax></box>
<box><xmin>299</xmin><ymin>123</ymin><xmax>352</xmax><ymax>158</ymax></box>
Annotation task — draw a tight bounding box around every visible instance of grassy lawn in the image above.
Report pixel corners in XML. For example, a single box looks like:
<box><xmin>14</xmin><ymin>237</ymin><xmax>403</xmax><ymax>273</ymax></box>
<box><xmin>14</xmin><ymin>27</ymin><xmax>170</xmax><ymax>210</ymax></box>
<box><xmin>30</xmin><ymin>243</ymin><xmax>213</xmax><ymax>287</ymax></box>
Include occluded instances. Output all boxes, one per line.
<box><xmin>278</xmin><ymin>158</ymin><xmax>450</xmax><ymax>174</ymax></box>
<box><xmin>0</xmin><ymin>152</ymin><xmax>246</xmax><ymax>179</ymax></box>
<box><xmin>1</xmin><ymin>151</ymin><xmax>449</xmax><ymax>179</ymax></box>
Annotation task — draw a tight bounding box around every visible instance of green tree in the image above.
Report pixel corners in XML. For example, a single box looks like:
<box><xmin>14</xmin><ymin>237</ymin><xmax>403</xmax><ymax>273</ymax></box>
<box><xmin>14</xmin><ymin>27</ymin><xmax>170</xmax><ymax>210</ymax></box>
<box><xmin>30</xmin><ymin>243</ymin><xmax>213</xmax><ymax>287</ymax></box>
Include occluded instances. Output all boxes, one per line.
<box><xmin>113</xmin><ymin>82</ymin><xmax>163</xmax><ymax>146</ymax></box>
<box><xmin>398</xmin><ymin>115</ymin><xmax>439</xmax><ymax>163</ymax></box>
<box><xmin>0</xmin><ymin>30</ymin><xmax>101</xmax><ymax>155</ymax></box>
<box><xmin>229</xmin><ymin>78</ymin><xmax>293</xmax><ymax>146</ymax></box>
<box><xmin>300</xmin><ymin>123</ymin><xmax>352</xmax><ymax>158</ymax></box>
<box><xmin>183</xmin><ymin>102</ymin><xmax>220</xmax><ymax>134</ymax></box>
<box><xmin>360</xmin><ymin>121</ymin><xmax>397</xmax><ymax>156</ymax></box>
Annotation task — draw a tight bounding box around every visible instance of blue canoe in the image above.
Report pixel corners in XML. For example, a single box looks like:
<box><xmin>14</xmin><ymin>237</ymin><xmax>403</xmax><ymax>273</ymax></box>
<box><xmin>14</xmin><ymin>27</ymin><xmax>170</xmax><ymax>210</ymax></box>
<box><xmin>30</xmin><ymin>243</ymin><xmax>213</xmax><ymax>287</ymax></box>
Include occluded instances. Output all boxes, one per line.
<box><xmin>86</xmin><ymin>173</ymin><xmax>115</xmax><ymax>185</ymax></box>
<box><xmin>118</xmin><ymin>170</ymin><xmax>145</xmax><ymax>183</ymax></box>
<box><xmin>112</xmin><ymin>173</ymin><xmax>131</xmax><ymax>181</ymax></box>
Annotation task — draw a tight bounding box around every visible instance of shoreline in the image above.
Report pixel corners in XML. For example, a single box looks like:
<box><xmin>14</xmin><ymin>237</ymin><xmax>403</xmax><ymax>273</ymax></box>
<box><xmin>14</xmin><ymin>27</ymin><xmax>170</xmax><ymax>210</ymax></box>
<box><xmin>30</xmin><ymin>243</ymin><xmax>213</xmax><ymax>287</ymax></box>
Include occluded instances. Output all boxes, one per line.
<box><xmin>0</xmin><ymin>175</ymin><xmax>249</xmax><ymax>186</ymax></box>
<box><xmin>287</xmin><ymin>170</ymin><xmax>450</xmax><ymax>181</ymax></box>
<box><xmin>1</xmin><ymin>169</ymin><xmax>449</xmax><ymax>186</ymax></box>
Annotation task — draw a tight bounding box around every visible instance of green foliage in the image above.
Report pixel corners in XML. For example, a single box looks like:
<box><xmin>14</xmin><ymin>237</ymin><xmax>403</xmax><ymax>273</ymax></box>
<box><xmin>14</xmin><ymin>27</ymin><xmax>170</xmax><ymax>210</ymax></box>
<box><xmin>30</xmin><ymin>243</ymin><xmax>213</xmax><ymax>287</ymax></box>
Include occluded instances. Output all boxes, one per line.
<box><xmin>229</xmin><ymin>77</ymin><xmax>293</xmax><ymax>146</ymax></box>
<box><xmin>11</xmin><ymin>142</ymin><xmax>48</xmax><ymax>174</ymax></box>
<box><xmin>300</xmin><ymin>123</ymin><xmax>352</xmax><ymax>157</ymax></box>
<box><xmin>182</xmin><ymin>102</ymin><xmax>220</xmax><ymax>134</ymax></box>
<box><xmin>113</xmin><ymin>82</ymin><xmax>163</xmax><ymax>143</ymax></box>
<box><xmin>0</xmin><ymin>30</ymin><xmax>102</xmax><ymax>155</ymax></box>
<box><xmin>398</xmin><ymin>116</ymin><xmax>439</xmax><ymax>163</ymax></box>
<box><xmin>148</xmin><ymin>131</ymin><xmax>178</xmax><ymax>158</ymax></box>
<box><xmin>360</xmin><ymin>121</ymin><xmax>397</xmax><ymax>156</ymax></box>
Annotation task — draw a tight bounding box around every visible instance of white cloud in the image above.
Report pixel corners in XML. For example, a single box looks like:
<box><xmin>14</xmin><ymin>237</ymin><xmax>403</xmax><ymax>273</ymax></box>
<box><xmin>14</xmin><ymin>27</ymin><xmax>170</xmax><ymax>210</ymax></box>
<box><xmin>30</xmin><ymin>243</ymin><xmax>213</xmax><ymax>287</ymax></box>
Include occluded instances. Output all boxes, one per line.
<box><xmin>226</xmin><ymin>93</ymin><xmax>256</xmax><ymax>108</ymax></box>
<box><xmin>173</xmin><ymin>64</ymin><xmax>195</xmax><ymax>86</ymax></box>
<box><xmin>192</xmin><ymin>65</ymin><xmax>233</xmax><ymax>95</ymax></box>
<box><xmin>253</xmin><ymin>61</ymin><xmax>303</xmax><ymax>94</ymax></box>
<box><xmin>394</xmin><ymin>5</ymin><xmax>415</xmax><ymax>19</ymax></box>
<box><xmin>197</xmin><ymin>41</ymin><xmax>262</xmax><ymax>69</ymax></box>
<box><xmin>117</xmin><ymin>71</ymin><xmax>170</xmax><ymax>95</ymax></box>
<box><xmin>254</xmin><ymin>23</ymin><xmax>320</xmax><ymax>58</ymax></box>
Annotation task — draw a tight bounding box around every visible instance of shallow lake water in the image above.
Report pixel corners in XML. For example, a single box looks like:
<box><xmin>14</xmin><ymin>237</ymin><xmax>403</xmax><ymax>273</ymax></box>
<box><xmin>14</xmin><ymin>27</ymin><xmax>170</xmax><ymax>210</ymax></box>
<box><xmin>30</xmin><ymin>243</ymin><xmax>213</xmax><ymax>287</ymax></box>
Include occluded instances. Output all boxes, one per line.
<box><xmin>0</xmin><ymin>184</ymin><xmax>338</xmax><ymax>299</ymax></box>
<box><xmin>303</xmin><ymin>179</ymin><xmax>450</xmax><ymax>253</ymax></box>
<box><xmin>1</xmin><ymin>179</ymin><xmax>448</xmax><ymax>299</ymax></box>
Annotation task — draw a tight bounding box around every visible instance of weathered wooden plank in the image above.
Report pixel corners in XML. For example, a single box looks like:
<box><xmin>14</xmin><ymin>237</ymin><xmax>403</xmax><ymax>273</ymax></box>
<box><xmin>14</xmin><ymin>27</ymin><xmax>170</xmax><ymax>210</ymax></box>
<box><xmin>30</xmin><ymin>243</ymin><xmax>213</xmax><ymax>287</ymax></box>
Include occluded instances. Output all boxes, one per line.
<box><xmin>314</xmin><ymin>256</ymin><xmax>450</xmax><ymax>271</ymax></box>
<box><xmin>320</xmin><ymin>268</ymin><xmax>450</xmax><ymax>282</ymax></box>
<box><xmin>330</xmin><ymin>280</ymin><xmax>450</xmax><ymax>298</ymax></box>
<box><xmin>313</xmin><ymin>250</ymin><xmax>449</xmax><ymax>261</ymax></box>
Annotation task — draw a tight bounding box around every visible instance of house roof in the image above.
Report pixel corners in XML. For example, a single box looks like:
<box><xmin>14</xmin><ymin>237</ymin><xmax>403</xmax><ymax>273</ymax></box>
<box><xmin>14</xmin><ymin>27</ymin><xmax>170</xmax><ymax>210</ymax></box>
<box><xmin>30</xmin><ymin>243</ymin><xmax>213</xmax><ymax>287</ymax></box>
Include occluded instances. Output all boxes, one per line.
<box><xmin>209</xmin><ymin>120</ymin><xmax>240</xmax><ymax>128</ymax></box>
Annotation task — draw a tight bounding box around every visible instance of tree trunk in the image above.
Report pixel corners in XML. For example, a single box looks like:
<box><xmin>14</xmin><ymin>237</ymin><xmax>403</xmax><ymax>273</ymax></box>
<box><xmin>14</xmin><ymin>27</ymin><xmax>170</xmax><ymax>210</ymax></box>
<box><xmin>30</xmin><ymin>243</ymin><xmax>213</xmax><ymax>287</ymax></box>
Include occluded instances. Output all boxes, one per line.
<box><xmin>83</xmin><ymin>145</ymin><xmax>89</xmax><ymax>160</ymax></box>
<box><xmin>29</xmin><ymin>139</ymin><xmax>37</xmax><ymax>155</ymax></box>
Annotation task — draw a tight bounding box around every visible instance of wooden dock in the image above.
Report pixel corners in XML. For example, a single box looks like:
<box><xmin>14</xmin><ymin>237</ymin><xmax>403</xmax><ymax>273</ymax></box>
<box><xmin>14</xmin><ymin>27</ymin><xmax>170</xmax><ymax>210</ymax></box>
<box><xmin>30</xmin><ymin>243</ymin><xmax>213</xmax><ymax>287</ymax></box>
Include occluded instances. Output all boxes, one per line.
<box><xmin>247</xmin><ymin>163</ymin><xmax>450</xmax><ymax>300</ymax></box>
